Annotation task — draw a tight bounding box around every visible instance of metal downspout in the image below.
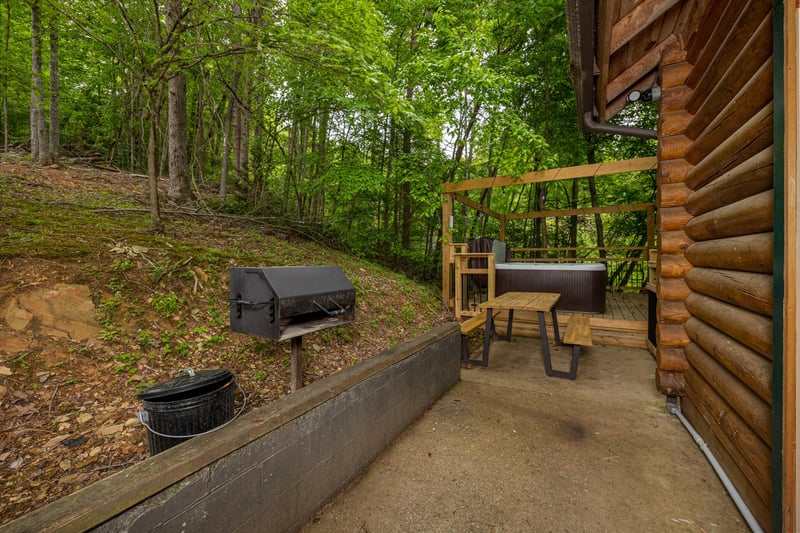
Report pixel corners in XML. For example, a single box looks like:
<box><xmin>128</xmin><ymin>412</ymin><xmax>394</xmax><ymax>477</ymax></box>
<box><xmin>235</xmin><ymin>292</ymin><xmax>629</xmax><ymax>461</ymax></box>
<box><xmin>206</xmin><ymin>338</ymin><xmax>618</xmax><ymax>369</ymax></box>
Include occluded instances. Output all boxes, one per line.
<box><xmin>582</xmin><ymin>111</ymin><xmax>657</xmax><ymax>140</ymax></box>
<box><xmin>567</xmin><ymin>0</ymin><xmax>657</xmax><ymax>139</ymax></box>
<box><xmin>666</xmin><ymin>401</ymin><xmax>763</xmax><ymax>533</ymax></box>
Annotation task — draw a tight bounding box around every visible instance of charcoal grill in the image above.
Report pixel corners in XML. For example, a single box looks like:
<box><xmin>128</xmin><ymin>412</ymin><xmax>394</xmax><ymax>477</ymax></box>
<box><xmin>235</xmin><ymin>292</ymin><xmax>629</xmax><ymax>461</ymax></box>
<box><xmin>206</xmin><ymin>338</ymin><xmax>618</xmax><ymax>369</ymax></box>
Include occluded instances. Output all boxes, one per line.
<box><xmin>229</xmin><ymin>266</ymin><xmax>355</xmax><ymax>390</ymax></box>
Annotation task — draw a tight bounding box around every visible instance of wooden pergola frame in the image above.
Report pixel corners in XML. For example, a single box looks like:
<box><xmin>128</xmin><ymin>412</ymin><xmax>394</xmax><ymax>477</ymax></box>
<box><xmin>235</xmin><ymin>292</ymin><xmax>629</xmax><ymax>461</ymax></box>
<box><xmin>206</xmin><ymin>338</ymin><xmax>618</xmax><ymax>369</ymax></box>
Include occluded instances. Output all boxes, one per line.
<box><xmin>441</xmin><ymin>156</ymin><xmax>659</xmax><ymax>310</ymax></box>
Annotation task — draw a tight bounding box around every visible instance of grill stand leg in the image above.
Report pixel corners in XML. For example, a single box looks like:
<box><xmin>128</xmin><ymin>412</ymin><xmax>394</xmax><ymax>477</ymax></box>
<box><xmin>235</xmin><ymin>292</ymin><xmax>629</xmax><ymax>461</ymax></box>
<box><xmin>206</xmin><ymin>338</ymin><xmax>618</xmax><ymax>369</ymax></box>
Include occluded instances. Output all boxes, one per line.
<box><xmin>291</xmin><ymin>336</ymin><xmax>304</xmax><ymax>392</ymax></box>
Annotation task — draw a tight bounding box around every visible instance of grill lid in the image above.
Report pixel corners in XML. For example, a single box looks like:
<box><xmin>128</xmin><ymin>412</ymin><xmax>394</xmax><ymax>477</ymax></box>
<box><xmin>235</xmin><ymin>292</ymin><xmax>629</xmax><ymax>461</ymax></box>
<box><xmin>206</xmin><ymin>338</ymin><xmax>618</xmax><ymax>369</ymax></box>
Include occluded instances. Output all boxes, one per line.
<box><xmin>137</xmin><ymin>369</ymin><xmax>232</xmax><ymax>401</ymax></box>
<box><xmin>257</xmin><ymin>266</ymin><xmax>353</xmax><ymax>299</ymax></box>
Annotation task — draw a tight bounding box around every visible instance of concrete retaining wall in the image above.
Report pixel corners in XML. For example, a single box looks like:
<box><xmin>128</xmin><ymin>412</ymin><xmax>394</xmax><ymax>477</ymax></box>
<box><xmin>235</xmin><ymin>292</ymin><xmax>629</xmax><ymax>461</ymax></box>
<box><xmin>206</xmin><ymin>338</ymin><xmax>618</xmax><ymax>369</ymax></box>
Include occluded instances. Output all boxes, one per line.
<box><xmin>4</xmin><ymin>323</ymin><xmax>461</xmax><ymax>533</ymax></box>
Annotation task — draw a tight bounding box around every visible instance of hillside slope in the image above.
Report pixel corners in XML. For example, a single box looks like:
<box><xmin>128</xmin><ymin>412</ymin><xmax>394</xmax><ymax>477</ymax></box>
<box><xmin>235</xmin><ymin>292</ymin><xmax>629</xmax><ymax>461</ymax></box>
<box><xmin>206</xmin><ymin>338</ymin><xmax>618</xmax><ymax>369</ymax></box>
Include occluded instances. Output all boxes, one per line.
<box><xmin>0</xmin><ymin>155</ymin><xmax>449</xmax><ymax>525</ymax></box>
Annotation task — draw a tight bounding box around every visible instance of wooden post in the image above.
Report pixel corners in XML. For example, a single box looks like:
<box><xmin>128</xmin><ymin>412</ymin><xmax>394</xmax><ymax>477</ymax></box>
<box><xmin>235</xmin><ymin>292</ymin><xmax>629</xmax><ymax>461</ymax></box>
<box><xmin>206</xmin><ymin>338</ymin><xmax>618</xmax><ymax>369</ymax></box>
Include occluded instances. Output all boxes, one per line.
<box><xmin>783</xmin><ymin>6</ymin><xmax>799</xmax><ymax>527</ymax></box>
<box><xmin>441</xmin><ymin>192</ymin><xmax>454</xmax><ymax>310</ymax></box>
<box><xmin>290</xmin><ymin>336</ymin><xmax>303</xmax><ymax>392</ymax></box>
<box><xmin>646</xmin><ymin>204</ymin><xmax>655</xmax><ymax>249</ymax></box>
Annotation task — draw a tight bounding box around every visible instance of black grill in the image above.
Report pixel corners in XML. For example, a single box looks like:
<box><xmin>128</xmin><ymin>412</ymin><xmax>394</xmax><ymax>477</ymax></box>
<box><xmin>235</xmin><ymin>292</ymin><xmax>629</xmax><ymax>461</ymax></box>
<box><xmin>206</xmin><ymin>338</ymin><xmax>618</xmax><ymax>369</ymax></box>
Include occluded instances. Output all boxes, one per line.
<box><xmin>229</xmin><ymin>266</ymin><xmax>355</xmax><ymax>341</ymax></box>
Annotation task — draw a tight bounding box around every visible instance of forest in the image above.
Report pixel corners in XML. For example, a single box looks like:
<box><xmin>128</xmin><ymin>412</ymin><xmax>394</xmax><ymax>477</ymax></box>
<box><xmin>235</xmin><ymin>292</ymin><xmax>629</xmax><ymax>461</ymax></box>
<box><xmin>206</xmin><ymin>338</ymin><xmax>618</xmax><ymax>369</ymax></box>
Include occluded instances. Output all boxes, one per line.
<box><xmin>1</xmin><ymin>0</ymin><xmax>657</xmax><ymax>283</ymax></box>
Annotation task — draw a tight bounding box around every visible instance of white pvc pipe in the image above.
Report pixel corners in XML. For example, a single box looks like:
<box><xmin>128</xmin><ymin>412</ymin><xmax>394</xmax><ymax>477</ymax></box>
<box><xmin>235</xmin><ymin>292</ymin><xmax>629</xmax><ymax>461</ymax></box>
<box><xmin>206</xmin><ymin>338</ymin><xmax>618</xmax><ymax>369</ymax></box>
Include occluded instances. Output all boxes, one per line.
<box><xmin>666</xmin><ymin>402</ymin><xmax>763</xmax><ymax>533</ymax></box>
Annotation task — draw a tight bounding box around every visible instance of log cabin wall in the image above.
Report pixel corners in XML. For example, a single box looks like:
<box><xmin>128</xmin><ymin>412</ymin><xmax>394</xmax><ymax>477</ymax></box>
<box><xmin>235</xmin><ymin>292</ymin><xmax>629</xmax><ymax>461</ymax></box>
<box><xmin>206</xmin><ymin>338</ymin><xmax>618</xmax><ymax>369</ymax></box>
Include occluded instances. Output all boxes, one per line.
<box><xmin>654</xmin><ymin>1</ymin><xmax>774</xmax><ymax>529</ymax></box>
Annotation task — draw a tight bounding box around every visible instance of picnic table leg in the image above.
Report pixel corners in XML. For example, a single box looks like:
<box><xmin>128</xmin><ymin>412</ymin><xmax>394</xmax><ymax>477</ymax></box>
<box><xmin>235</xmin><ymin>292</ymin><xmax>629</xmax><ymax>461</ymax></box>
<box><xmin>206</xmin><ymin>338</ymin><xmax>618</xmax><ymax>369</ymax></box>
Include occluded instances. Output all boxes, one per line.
<box><xmin>538</xmin><ymin>310</ymin><xmax>555</xmax><ymax>376</ymax></box>
<box><xmin>478</xmin><ymin>307</ymin><xmax>493</xmax><ymax>367</ymax></box>
<box><xmin>551</xmin><ymin>309</ymin><xmax>562</xmax><ymax>345</ymax></box>
<box><xmin>495</xmin><ymin>309</ymin><xmax>513</xmax><ymax>341</ymax></box>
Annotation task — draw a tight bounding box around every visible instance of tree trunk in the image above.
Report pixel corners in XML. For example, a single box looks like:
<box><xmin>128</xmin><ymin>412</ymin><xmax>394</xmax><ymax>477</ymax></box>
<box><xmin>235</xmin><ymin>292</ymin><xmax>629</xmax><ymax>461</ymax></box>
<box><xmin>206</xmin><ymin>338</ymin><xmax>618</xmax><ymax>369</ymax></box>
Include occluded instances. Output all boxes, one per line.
<box><xmin>2</xmin><ymin>0</ymin><xmax>9</xmax><ymax>152</ymax></box>
<box><xmin>30</xmin><ymin>0</ymin><xmax>48</xmax><ymax>163</ymax></box>
<box><xmin>167</xmin><ymin>71</ymin><xmax>190</xmax><ymax>202</ymax></box>
<box><xmin>146</xmin><ymin>88</ymin><xmax>163</xmax><ymax>231</ymax></box>
<box><xmin>220</xmin><ymin>77</ymin><xmax>237</xmax><ymax>200</ymax></box>
<box><xmin>48</xmin><ymin>24</ymin><xmax>59</xmax><ymax>164</ymax></box>
<box><xmin>165</xmin><ymin>0</ymin><xmax>190</xmax><ymax>203</ymax></box>
<box><xmin>587</xmin><ymin>138</ymin><xmax>606</xmax><ymax>259</ymax></box>
<box><xmin>568</xmin><ymin>179</ymin><xmax>578</xmax><ymax>258</ymax></box>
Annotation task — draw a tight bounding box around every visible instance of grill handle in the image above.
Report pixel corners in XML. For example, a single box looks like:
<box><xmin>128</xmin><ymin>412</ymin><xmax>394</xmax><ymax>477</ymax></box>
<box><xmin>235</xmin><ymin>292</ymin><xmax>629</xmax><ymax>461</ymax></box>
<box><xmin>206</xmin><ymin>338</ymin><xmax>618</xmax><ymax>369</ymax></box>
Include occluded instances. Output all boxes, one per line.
<box><xmin>227</xmin><ymin>297</ymin><xmax>275</xmax><ymax>321</ymax></box>
<box><xmin>313</xmin><ymin>299</ymin><xmax>347</xmax><ymax>317</ymax></box>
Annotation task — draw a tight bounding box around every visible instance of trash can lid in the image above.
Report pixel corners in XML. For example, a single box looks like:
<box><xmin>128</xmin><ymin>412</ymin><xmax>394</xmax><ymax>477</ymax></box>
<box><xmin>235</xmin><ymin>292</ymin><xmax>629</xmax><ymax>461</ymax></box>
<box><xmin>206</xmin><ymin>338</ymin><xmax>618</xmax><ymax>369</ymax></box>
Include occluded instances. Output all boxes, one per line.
<box><xmin>137</xmin><ymin>369</ymin><xmax>233</xmax><ymax>401</ymax></box>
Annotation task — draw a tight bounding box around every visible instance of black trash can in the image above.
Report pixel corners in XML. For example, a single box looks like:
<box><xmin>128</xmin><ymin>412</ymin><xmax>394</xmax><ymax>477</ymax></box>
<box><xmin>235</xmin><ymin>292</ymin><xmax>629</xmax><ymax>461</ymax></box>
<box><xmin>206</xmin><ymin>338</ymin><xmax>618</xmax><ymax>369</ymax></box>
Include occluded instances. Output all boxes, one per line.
<box><xmin>137</xmin><ymin>369</ymin><xmax>236</xmax><ymax>455</ymax></box>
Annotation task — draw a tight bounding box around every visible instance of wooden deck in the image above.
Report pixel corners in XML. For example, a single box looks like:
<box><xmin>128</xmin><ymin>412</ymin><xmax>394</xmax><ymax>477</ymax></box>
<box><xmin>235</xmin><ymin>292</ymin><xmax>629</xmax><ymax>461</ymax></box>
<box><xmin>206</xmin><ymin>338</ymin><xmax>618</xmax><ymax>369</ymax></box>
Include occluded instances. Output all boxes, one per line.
<box><xmin>599</xmin><ymin>290</ymin><xmax>648</xmax><ymax>321</ymax></box>
<box><xmin>487</xmin><ymin>290</ymin><xmax>649</xmax><ymax>349</ymax></box>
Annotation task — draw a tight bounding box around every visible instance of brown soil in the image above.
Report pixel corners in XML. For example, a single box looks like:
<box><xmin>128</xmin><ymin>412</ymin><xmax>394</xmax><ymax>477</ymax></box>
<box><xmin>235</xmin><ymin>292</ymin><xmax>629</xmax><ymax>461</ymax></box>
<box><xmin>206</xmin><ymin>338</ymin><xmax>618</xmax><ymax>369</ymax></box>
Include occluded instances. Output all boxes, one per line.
<box><xmin>0</xmin><ymin>155</ymin><xmax>449</xmax><ymax>526</ymax></box>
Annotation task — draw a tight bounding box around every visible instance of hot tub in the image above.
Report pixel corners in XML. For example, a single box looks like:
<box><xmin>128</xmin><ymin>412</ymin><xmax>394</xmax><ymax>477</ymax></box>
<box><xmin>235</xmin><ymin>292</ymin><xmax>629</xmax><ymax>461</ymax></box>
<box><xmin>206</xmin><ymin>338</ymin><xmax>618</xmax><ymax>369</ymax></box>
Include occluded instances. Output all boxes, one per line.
<box><xmin>495</xmin><ymin>262</ymin><xmax>607</xmax><ymax>313</ymax></box>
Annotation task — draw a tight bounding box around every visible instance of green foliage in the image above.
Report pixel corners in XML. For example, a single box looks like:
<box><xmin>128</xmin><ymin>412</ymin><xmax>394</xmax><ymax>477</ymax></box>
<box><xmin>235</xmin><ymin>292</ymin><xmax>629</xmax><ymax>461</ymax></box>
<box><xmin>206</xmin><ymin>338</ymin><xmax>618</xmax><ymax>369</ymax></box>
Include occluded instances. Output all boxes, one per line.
<box><xmin>2</xmin><ymin>0</ymin><xmax>656</xmax><ymax>281</ymax></box>
<box><xmin>151</xmin><ymin>293</ymin><xmax>183</xmax><ymax>319</ymax></box>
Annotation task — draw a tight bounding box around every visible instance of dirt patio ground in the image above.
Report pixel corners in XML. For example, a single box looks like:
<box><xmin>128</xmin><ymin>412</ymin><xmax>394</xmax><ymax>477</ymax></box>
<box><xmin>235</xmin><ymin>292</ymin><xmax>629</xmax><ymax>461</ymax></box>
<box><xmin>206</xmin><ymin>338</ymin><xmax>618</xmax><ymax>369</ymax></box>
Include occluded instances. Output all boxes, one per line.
<box><xmin>303</xmin><ymin>336</ymin><xmax>748</xmax><ymax>532</ymax></box>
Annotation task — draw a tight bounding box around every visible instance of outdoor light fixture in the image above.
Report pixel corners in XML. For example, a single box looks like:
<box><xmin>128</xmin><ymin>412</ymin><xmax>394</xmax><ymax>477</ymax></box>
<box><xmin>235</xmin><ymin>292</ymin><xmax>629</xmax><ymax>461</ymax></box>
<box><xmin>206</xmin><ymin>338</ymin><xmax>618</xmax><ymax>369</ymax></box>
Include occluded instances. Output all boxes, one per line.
<box><xmin>626</xmin><ymin>85</ymin><xmax>662</xmax><ymax>103</ymax></box>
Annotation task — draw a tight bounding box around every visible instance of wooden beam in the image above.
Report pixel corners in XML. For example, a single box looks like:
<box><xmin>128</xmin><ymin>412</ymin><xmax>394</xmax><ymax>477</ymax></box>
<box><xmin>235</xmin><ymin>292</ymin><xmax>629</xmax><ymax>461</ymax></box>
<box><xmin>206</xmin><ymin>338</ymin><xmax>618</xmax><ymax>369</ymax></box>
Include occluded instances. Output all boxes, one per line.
<box><xmin>609</xmin><ymin>0</ymin><xmax>681</xmax><ymax>55</ymax></box>
<box><xmin>685</xmin><ymin>292</ymin><xmax>773</xmax><ymax>360</ymax></box>
<box><xmin>606</xmin><ymin>35</ymin><xmax>677</xmax><ymax>103</ymax></box>
<box><xmin>685</xmin><ymin>233</ymin><xmax>773</xmax><ymax>274</ymax></box>
<box><xmin>685</xmin><ymin>103</ymin><xmax>773</xmax><ymax>189</ymax></box>
<box><xmin>441</xmin><ymin>157</ymin><xmax>657</xmax><ymax>193</ymax></box>
<box><xmin>685</xmin><ymin>341</ymin><xmax>772</xmax><ymax>446</ymax></box>
<box><xmin>452</xmin><ymin>193</ymin><xmax>502</xmax><ymax>220</ymax></box>
<box><xmin>685</xmin><ymin>267</ymin><xmax>773</xmax><ymax>318</ymax></box>
<box><xmin>441</xmin><ymin>192</ymin><xmax>454</xmax><ymax>309</ymax></box>
<box><xmin>783</xmin><ymin>5</ymin><xmax>799</xmax><ymax>529</ymax></box>
<box><xmin>685</xmin><ymin>318</ymin><xmax>772</xmax><ymax>404</ymax></box>
<box><xmin>685</xmin><ymin>147</ymin><xmax>773</xmax><ymax>216</ymax></box>
<box><xmin>685</xmin><ymin>190</ymin><xmax>773</xmax><ymax>242</ymax></box>
<box><xmin>596</xmin><ymin>0</ymin><xmax>615</xmax><ymax>121</ymax></box>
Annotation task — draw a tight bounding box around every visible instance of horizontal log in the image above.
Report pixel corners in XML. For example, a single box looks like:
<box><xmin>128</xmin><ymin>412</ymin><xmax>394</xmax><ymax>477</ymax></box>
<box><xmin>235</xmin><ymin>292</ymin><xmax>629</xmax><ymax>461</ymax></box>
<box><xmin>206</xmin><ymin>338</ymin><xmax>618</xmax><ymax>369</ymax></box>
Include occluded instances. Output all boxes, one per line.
<box><xmin>659</xmin><ymin>110</ymin><xmax>693</xmax><ymax>137</ymax></box>
<box><xmin>685</xmin><ymin>147</ymin><xmax>773</xmax><ymax>216</ymax></box>
<box><xmin>657</xmin><ymin>299</ymin><xmax>690</xmax><ymax>323</ymax></box>
<box><xmin>659</xmin><ymin>86</ymin><xmax>693</xmax><ymax>114</ymax></box>
<box><xmin>685</xmin><ymin>267</ymin><xmax>773</xmax><ymax>317</ymax></box>
<box><xmin>658</xmin><ymin>159</ymin><xmax>692</xmax><ymax>185</ymax></box>
<box><xmin>660</xmin><ymin>60</ymin><xmax>692</xmax><ymax>90</ymax></box>
<box><xmin>685</xmin><ymin>233</ymin><xmax>773</xmax><ymax>273</ymax></box>
<box><xmin>685</xmin><ymin>0</ymin><xmax>758</xmax><ymax>88</ymax></box>
<box><xmin>658</xmin><ymin>135</ymin><xmax>692</xmax><ymax>161</ymax></box>
<box><xmin>658</xmin><ymin>182</ymin><xmax>692</xmax><ymax>207</ymax></box>
<box><xmin>655</xmin><ymin>368</ymin><xmax>685</xmax><ymax>396</ymax></box>
<box><xmin>685</xmin><ymin>292</ymin><xmax>772</xmax><ymax>358</ymax></box>
<box><xmin>688</xmin><ymin>24</ymin><xmax>773</xmax><ymax>139</ymax></box>
<box><xmin>685</xmin><ymin>341</ymin><xmax>772</xmax><ymax>445</ymax></box>
<box><xmin>685</xmin><ymin>317</ymin><xmax>772</xmax><ymax>402</ymax></box>
<box><xmin>681</xmin><ymin>371</ymin><xmax>772</xmax><ymax>516</ymax></box>
<box><xmin>686</xmin><ymin>57</ymin><xmax>773</xmax><ymax>162</ymax></box>
<box><xmin>685</xmin><ymin>190</ymin><xmax>773</xmax><ymax>241</ymax></box>
<box><xmin>687</xmin><ymin>3</ymin><xmax>772</xmax><ymax>111</ymax></box>
<box><xmin>657</xmin><ymin>346</ymin><xmax>688</xmax><ymax>372</ymax></box>
<box><xmin>657</xmin><ymin>323</ymin><xmax>690</xmax><ymax>348</ymax></box>
<box><xmin>685</xmin><ymin>0</ymin><xmax>728</xmax><ymax>63</ymax></box>
<box><xmin>659</xmin><ymin>230</ymin><xmax>693</xmax><ymax>255</ymax></box>
<box><xmin>659</xmin><ymin>206</ymin><xmax>692</xmax><ymax>231</ymax></box>
<box><xmin>659</xmin><ymin>253</ymin><xmax>692</xmax><ymax>278</ymax></box>
<box><xmin>657</xmin><ymin>277</ymin><xmax>690</xmax><ymax>301</ymax></box>
<box><xmin>685</xmin><ymin>103</ymin><xmax>773</xmax><ymax>190</ymax></box>
<box><xmin>662</xmin><ymin>42</ymin><xmax>687</xmax><ymax>65</ymax></box>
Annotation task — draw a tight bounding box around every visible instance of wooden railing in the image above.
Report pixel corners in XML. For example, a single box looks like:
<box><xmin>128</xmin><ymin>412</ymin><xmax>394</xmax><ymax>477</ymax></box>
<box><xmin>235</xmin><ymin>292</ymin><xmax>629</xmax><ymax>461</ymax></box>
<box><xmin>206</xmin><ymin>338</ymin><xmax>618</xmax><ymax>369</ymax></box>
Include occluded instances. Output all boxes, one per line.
<box><xmin>447</xmin><ymin>243</ymin><xmax>495</xmax><ymax>319</ymax></box>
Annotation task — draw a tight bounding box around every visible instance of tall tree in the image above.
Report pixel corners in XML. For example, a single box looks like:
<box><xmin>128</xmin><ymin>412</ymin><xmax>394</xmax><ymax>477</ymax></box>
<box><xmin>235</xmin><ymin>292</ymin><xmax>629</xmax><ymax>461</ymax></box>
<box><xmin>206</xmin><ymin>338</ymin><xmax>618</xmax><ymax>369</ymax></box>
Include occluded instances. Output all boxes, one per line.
<box><xmin>47</xmin><ymin>16</ymin><xmax>58</xmax><ymax>164</ymax></box>
<box><xmin>30</xmin><ymin>0</ymin><xmax>47</xmax><ymax>163</ymax></box>
<box><xmin>165</xmin><ymin>0</ymin><xmax>190</xmax><ymax>204</ymax></box>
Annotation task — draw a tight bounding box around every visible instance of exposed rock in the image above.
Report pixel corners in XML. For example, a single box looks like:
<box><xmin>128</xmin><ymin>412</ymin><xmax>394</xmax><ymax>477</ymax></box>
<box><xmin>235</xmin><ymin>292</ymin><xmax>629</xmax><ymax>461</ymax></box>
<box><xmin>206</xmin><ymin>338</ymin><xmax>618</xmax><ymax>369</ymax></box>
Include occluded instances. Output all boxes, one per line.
<box><xmin>2</xmin><ymin>284</ymin><xmax>101</xmax><ymax>341</ymax></box>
